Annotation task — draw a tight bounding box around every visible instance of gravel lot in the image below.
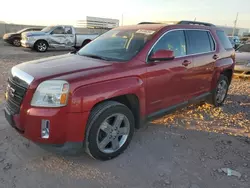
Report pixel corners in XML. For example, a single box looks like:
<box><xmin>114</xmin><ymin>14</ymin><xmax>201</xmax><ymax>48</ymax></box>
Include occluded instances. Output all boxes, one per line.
<box><xmin>0</xmin><ymin>40</ymin><xmax>250</xmax><ymax>188</ymax></box>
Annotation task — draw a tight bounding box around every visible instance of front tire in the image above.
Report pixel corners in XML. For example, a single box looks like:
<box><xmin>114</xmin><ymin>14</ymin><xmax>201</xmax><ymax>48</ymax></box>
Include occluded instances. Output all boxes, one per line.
<box><xmin>13</xmin><ymin>38</ymin><xmax>21</xmax><ymax>47</ymax></box>
<box><xmin>85</xmin><ymin>101</ymin><xmax>135</xmax><ymax>160</ymax></box>
<box><xmin>209</xmin><ymin>75</ymin><xmax>229</xmax><ymax>107</ymax></box>
<box><xmin>34</xmin><ymin>40</ymin><xmax>48</xmax><ymax>52</ymax></box>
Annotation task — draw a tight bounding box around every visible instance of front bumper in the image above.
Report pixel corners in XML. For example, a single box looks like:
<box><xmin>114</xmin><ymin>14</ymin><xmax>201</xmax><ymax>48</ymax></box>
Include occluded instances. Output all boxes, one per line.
<box><xmin>4</xmin><ymin>106</ymin><xmax>90</xmax><ymax>149</ymax></box>
<box><xmin>234</xmin><ymin>65</ymin><xmax>250</xmax><ymax>77</ymax></box>
<box><xmin>3</xmin><ymin>37</ymin><xmax>12</xmax><ymax>44</ymax></box>
<box><xmin>21</xmin><ymin>40</ymin><xmax>34</xmax><ymax>48</ymax></box>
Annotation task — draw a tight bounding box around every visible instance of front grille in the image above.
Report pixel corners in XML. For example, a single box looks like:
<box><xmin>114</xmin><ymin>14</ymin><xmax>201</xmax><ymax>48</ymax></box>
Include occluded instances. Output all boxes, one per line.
<box><xmin>6</xmin><ymin>76</ymin><xmax>28</xmax><ymax>115</ymax></box>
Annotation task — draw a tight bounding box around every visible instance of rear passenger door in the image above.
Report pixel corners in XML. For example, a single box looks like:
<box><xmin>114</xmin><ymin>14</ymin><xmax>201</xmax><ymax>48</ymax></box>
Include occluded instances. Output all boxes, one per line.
<box><xmin>185</xmin><ymin>30</ymin><xmax>217</xmax><ymax>97</ymax></box>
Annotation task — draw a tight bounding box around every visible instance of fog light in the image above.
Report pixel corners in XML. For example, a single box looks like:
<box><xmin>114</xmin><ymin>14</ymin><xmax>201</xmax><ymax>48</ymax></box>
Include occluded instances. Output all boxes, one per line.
<box><xmin>41</xmin><ymin>120</ymin><xmax>50</xmax><ymax>139</ymax></box>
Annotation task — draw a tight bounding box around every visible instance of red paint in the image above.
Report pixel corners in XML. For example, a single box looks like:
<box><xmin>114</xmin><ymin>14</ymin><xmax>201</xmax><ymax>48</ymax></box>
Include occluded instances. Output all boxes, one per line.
<box><xmin>150</xmin><ymin>49</ymin><xmax>174</xmax><ymax>60</ymax></box>
<box><xmin>11</xmin><ymin>24</ymin><xmax>235</xmax><ymax>145</ymax></box>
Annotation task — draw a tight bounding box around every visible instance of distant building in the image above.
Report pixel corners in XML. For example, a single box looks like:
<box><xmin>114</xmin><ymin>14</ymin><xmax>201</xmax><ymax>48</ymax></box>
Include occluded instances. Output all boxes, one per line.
<box><xmin>217</xmin><ymin>26</ymin><xmax>250</xmax><ymax>37</ymax></box>
<box><xmin>77</xmin><ymin>16</ymin><xmax>119</xmax><ymax>29</ymax></box>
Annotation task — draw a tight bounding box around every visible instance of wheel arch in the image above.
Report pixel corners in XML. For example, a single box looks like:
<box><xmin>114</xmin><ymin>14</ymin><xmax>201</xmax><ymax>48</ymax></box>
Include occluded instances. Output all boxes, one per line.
<box><xmin>81</xmin><ymin>39</ymin><xmax>91</xmax><ymax>47</ymax></box>
<box><xmin>221</xmin><ymin>69</ymin><xmax>233</xmax><ymax>84</ymax></box>
<box><xmin>89</xmin><ymin>94</ymin><xmax>141</xmax><ymax>129</ymax></box>
<box><xmin>34</xmin><ymin>39</ymin><xmax>49</xmax><ymax>47</ymax></box>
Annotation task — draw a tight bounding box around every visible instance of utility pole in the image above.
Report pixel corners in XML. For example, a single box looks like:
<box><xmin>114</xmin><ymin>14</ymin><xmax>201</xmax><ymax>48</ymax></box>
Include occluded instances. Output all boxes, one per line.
<box><xmin>121</xmin><ymin>14</ymin><xmax>124</xmax><ymax>26</ymax></box>
<box><xmin>232</xmin><ymin>12</ymin><xmax>239</xmax><ymax>36</ymax></box>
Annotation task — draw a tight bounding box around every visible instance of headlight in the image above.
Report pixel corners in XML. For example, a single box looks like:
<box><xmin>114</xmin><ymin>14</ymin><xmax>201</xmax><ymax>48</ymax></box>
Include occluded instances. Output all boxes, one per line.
<box><xmin>31</xmin><ymin>80</ymin><xmax>69</xmax><ymax>107</ymax></box>
<box><xmin>26</xmin><ymin>36</ymin><xmax>34</xmax><ymax>41</ymax></box>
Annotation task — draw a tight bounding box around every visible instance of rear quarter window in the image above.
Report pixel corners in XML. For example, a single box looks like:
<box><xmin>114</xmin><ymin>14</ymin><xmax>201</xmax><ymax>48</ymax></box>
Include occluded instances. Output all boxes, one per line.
<box><xmin>216</xmin><ymin>30</ymin><xmax>233</xmax><ymax>50</ymax></box>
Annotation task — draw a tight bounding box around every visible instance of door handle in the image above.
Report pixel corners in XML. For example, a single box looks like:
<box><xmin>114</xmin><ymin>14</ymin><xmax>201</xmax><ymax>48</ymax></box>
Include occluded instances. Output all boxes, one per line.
<box><xmin>213</xmin><ymin>54</ymin><xmax>219</xmax><ymax>60</ymax></box>
<box><xmin>182</xmin><ymin>60</ymin><xmax>191</xmax><ymax>66</ymax></box>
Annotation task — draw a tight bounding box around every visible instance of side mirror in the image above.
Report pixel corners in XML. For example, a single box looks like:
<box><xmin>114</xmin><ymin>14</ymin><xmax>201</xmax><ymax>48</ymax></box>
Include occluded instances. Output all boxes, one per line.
<box><xmin>149</xmin><ymin>50</ymin><xmax>175</xmax><ymax>61</ymax></box>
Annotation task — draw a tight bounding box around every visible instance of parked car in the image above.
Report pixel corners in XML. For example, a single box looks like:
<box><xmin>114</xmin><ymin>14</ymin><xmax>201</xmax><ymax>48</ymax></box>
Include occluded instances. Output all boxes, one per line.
<box><xmin>4</xmin><ymin>21</ymin><xmax>235</xmax><ymax>160</ymax></box>
<box><xmin>21</xmin><ymin>25</ymin><xmax>99</xmax><ymax>52</ymax></box>
<box><xmin>234</xmin><ymin>43</ymin><xmax>250</xmax><ymax>77</ymax></box>
<box><xmin>2</xmin><ymin>27</ymin><xmax>42</xmax><ymax>47</ymax></box>
<box><xmin>228</xmin><ymin>36</ymin><xmax>241</xmax><ymax>49</ymax></box>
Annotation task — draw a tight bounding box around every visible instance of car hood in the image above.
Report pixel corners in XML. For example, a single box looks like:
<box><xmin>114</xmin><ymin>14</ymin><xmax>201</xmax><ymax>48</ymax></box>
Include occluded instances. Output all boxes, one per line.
<box><xmin>23</xmin><ymin>31</ymin><xmax>46</xmax><ymax>37</ymax></box>
<box><xmin>235</xmin><ymin>52</ymin><xmax>250</xmax><ymax>62</ymax></box>
<box><xmin>15</xmin><ymin>54</ymin><xmax>112</xmax><ymax>81</ymax></box>
<box><xmin>6</xmin><ymin>32</ymin><xmax>16</xmax><ymax>35</ymax></box>
<box><xmin>4</xmin><ymin>32</ymin><xmax>17</xmax><ymax>37</ymax></box>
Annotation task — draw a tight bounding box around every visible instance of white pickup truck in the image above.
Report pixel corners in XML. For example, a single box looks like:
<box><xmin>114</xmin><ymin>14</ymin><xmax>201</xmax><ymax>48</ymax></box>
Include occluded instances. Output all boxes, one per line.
<box><xmin>21</xmin><ymin>25</ymin><xmax>99</xmax><ymax>52</ymax></box>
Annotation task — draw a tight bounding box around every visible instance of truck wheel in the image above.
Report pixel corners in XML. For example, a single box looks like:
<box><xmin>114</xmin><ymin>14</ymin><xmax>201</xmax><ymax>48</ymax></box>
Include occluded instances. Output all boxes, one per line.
<box><xmin>13</xmin><ymin>39</ymin><xmax>21</xmax><ymax>47</ymax></box>
<box><xmin>209</xmin><ymin>75</ymin><xmax>229</xmax><ymax>107</ymax></box>
<box><xmin>35</xmin><ymin>40</ymin><xmax>48</xmax><ymax>52</ymax></box>
<box><xmin>85</xmin><ymin>101</ymin><xmax>135</xmax><ymax>160</ymax></box>
<box><xmin>81</xmin><ymin>39</ymin><xmax>91</xmax><ymax>47</ymax></box>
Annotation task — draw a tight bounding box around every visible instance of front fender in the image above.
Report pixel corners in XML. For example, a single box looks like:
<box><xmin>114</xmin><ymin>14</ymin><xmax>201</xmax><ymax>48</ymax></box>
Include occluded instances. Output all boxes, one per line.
<box><xmin>70</xmin><ymin>77</ymin><xmax>146</xmax><ymax>116</ymax></box>
<box><xmin>30</xmin><ymin>35</ymin><xmax>49</xmax><ymax>46</ymax></box>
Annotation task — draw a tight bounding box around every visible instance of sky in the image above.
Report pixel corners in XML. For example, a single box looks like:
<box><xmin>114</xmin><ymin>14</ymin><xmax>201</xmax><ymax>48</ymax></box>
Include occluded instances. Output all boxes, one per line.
<box><xmin>1</xmin><ymin>0</ymin><xmax>250</xmax><ymax>28</ymax></box>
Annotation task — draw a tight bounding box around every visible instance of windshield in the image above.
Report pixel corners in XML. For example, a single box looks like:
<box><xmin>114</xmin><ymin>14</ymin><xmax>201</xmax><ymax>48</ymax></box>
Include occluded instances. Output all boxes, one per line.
<box><xmin>237</xmin><ymin>44</ymin><xmax>250</xmax><ymax>52</ymax></box>
<box><xmin>78</xmin><ymin>29</ymin><xmax>155</xmax><ymax>61</ymax></box>
<box><xmin>41</xmin><ymin>26</ymin><xmax>55</xmax><ymax>33</ymax></box>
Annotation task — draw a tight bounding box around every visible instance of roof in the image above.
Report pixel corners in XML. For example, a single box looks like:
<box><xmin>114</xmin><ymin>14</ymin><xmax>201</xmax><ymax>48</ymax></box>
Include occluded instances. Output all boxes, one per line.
<box><xmin>115</xmin><ymin>20</ymin><xmax>217</xmax><ymax>32</ymax></box>
<box><xmin>114</xmin><ymin>24</ymin><xmax>167</xmax><ymax>31</ymax></box>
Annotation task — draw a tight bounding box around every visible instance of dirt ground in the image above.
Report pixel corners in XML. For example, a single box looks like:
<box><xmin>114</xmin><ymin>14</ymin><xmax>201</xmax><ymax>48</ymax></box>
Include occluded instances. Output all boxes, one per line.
<box><xmin>0</xmin><ymin>40</ymin><xmax>250</xmax><ymax>188</ymax></box>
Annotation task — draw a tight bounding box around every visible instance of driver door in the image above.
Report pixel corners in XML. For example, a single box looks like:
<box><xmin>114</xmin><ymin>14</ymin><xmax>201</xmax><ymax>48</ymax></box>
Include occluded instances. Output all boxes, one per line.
<box><xmin>146</xmin><ymin>30</ymin><xmax>195</xmax><ymax>115</ymax></box>
<box><xmin>49</xmin><ymin>26</ymin><xmax>67</xmax><ymax>48</ymax></box>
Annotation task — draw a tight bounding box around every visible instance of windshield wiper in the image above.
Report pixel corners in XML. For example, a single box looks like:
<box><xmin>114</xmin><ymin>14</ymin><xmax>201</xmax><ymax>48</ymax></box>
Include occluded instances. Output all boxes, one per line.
<box><xmin>82</xmin><ymin>54</ymin><xmax>111</xmax><ymax>61</ymax></box>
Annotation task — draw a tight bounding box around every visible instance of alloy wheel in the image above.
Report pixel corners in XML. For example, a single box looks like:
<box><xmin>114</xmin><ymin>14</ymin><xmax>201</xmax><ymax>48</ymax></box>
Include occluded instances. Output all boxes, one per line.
<box><xmin>37</xmin><ymin>42</ymin><xmax>47</xmax><ymax>52</ymax></box>
<box><xmin>96</xmin><ymin>113</ymin><xmax>130</xmax><ymax>154</ymax></box>
<box><xmin>13</xmin><ymin>39</ymin><xmax>21</xmax><ymax>46</ymax></box>
<box><xmin>216</xmin><ymin>80</ymin><xmax>228</xmax><ymax>103</ymax></box>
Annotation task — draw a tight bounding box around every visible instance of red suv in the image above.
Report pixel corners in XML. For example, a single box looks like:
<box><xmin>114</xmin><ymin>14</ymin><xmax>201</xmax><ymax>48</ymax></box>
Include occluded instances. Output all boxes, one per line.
<box><xmin>5</xmin><ymin>21</ymin><xmax>235</xmax><ymax>160</ymax></box>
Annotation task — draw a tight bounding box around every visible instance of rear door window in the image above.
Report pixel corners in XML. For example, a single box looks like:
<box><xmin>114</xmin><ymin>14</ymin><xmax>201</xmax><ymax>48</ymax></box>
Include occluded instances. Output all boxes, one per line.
<box><xmin>186</xmin><ymin>30</ymin><xmax>214</xmax><ymax>55</ymax></box>
<box><xmin>216</xmin><ymin>30</ymin><xmax>233</xmax><ymax>50</ymax></box>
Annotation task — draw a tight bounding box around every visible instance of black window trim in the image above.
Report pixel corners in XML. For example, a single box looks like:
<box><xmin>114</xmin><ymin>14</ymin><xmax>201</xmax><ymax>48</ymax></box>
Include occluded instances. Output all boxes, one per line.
<box><xmin>207</xmin><ymin>31</ymin><xmax>215</xmax><ymax>51</ymax></box>
<box><xmin>147</xmin><ymin>29</ymin><xmax>217</xmax><ymax>62</ymax></box>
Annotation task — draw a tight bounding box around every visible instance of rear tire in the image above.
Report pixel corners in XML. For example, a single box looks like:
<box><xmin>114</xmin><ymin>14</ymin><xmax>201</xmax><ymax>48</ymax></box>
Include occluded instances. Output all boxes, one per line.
<box><xmin>85</xmin><ymin>101</ymin><xmax>135</xmax><ymax>161</ymax></box>
<box><xmin>209</xmin><ymin>75</ymin><xmax>229</xmax><ymax>107</ymax></box>
<box><xmin>13</xmin><ymin>38</ymin><xmax>21</xmax><ymax>47</ymax></box>
<box><xmin>34</xmin><ymin>40</ymin><xmax>48</xmax><ymax>52</ymax></box>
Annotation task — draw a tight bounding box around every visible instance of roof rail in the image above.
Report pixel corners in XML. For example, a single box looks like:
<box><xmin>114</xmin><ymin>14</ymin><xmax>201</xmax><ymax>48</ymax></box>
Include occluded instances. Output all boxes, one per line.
<box><xmin>138</xmin><ymin>22</ymin><xmax>162</xmax><ymax>25</ymax></box>
<box><xmin>177</xmin><ymin>20</ymin><xmax>216</xmax><ymax>27</ymax></box>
